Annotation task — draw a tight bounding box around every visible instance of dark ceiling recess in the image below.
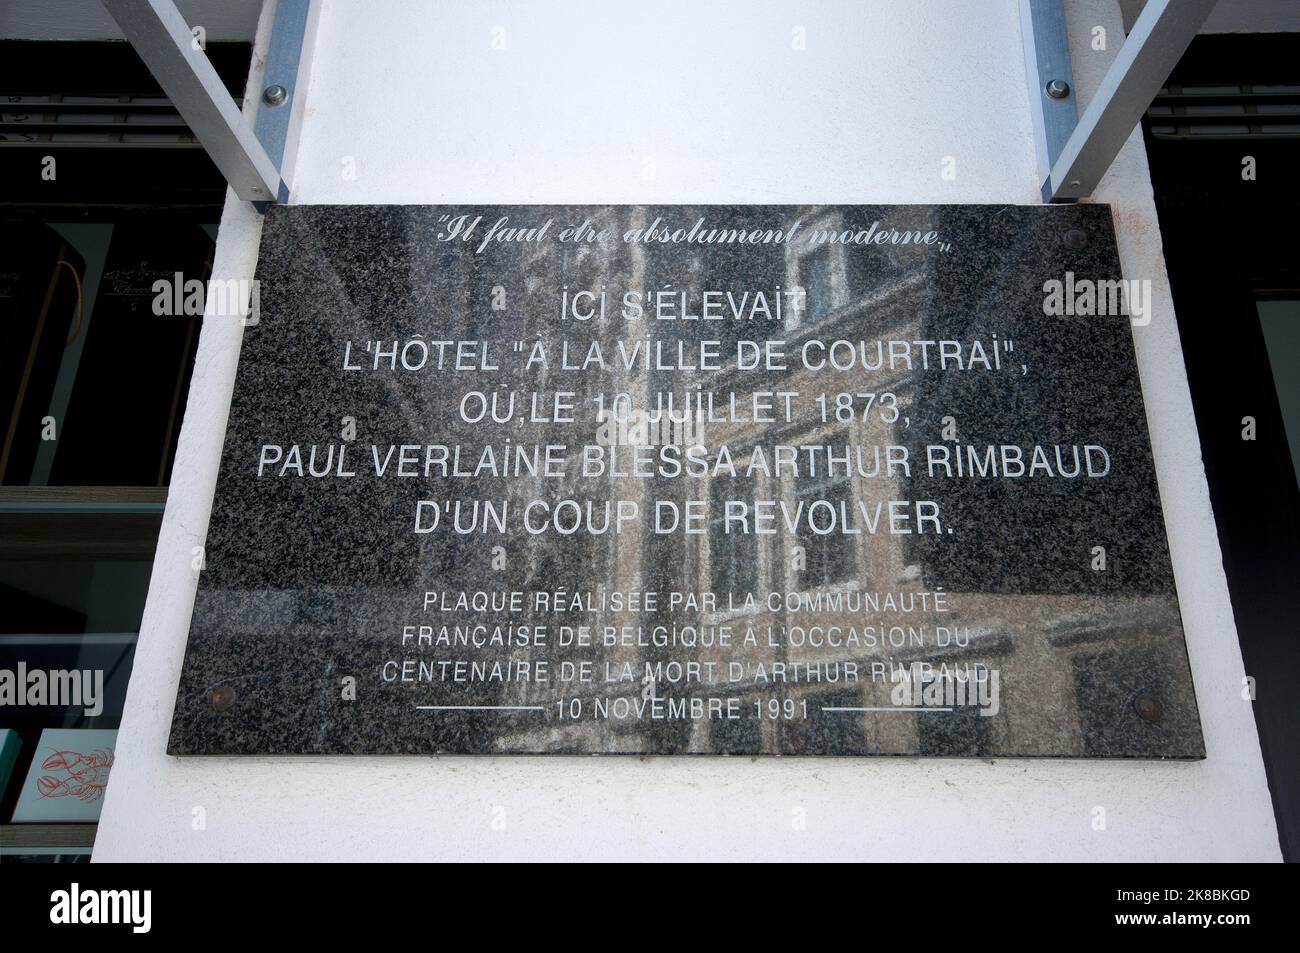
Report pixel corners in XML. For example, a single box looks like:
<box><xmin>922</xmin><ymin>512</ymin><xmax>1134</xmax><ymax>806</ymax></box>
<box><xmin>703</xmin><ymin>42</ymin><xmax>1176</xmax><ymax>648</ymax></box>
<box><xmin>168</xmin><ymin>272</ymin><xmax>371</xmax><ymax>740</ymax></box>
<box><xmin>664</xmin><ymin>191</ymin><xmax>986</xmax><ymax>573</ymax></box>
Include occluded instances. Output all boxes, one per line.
<box><xmin>1147</xmin><ymin>83</ymin><xmax>1300</xmax><ymax>141</ymax></box>
<box><xmin>1144</xmin><ymin>35</ymin><xmax>1300</xmax><ymax>143</ymax></box>
<box><xmin>1144</xmin><ymin>35</ymin><xmax>1300</xmax><ymax>210</ymax></box>
<box><xmin>1145</xmin><ymin>32</ymin><xmax>1300</xmax><ymax>862</ymax></box>
<box><xmin>0</xmin><ymin>40</ymin><xmax>252</xmax><ymax>211</ymax></box>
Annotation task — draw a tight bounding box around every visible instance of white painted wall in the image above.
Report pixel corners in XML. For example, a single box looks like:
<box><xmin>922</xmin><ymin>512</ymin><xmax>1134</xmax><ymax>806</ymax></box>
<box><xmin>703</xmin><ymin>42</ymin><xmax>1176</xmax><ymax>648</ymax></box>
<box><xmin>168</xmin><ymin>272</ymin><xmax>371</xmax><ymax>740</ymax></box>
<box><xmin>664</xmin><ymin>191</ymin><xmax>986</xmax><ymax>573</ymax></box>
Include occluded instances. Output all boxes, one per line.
<box><xmin>93</xmin><ymin>0</ymin><xmax>1282</xmax><ymax>862</ymax></box>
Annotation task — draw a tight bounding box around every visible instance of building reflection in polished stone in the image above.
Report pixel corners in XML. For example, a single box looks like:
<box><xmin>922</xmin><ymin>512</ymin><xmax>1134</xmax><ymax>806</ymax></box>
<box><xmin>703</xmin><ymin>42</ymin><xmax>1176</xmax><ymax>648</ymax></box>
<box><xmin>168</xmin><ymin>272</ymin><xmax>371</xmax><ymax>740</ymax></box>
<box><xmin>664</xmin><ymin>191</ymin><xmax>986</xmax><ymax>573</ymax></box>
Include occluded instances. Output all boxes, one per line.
<box><xmin>168</xmin><ymin>205</ymin><xmax>1203</xmax><ymax>758</ymax></box>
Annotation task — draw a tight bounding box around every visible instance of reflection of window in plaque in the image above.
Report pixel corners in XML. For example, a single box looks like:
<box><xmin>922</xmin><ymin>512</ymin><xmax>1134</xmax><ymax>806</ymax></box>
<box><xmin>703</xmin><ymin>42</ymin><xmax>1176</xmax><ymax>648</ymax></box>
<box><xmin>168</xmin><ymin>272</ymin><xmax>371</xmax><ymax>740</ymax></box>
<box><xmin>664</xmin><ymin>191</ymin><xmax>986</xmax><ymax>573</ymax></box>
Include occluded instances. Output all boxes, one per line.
<box><xmin>845</xmin><ymin>244</ymin><xmax>905</xmax><ymax>301</ymax></box>
<box><xmin>1073</xmin><ymin>648</ymin><xmax>1172</xmax><ymax>758</ymax></box>
<box><xmin>794</xmin><ymin>466</ymin><xmax>854</xmax><ymax>590</ymax></box>
<box><xmin>801</xmin><ymin>246</ymin><xmax>835</xmax><ymax>324</ymax></box>
<box><xmin>815</xmin><ymin>687</ymin><xmax>871</xmax><ymax>754</ymax></box>
<box><xmin>916</xmin><ymin>699</ymin><xmax>990</xmax><ymax>756</ymax></box>
<box><xmin>710</xmin><ymin>474</ymin><xmax>758</xmax><ymax>600</ymax></box>
<box><xmin>711</xmin><ymin>704</ymin><xmax>763</xmax><ymax>754</ymax></box>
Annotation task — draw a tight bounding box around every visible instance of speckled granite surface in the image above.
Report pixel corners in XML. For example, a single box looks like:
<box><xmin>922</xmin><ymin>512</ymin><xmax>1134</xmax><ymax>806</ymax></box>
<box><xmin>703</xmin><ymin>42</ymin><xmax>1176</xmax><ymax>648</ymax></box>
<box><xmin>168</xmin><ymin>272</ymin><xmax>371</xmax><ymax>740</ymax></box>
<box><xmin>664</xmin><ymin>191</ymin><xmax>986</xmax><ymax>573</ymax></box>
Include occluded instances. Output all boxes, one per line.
<box><xmin>168</xmin><ymin>204</ymin><xmax>1203</xmax><ymax>757</ymax></box>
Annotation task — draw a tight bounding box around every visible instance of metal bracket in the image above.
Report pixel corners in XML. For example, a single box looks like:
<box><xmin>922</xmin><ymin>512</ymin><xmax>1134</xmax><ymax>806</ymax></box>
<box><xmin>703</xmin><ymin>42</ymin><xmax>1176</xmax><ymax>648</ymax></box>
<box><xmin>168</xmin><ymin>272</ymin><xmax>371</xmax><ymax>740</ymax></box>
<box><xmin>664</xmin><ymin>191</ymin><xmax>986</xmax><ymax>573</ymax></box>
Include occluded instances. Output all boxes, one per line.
<box><xmin>253</xmin><ymin>0</ymin><xmax>321</xmax><ymax>198</ymax></box>
<box><xmin>1023</xmin><ymin>0</ymin><xmax>1217</xmax><ymax>203</ymax></box>
<box><xmin>1020</xmin><ymin>0</ymin><xmax>1079</xmax><ymax>203</ymax></box>
<box><xmin>100</xmin><ymin>0</ymin><xmax>317</xmax><ymax>205</ymax></box>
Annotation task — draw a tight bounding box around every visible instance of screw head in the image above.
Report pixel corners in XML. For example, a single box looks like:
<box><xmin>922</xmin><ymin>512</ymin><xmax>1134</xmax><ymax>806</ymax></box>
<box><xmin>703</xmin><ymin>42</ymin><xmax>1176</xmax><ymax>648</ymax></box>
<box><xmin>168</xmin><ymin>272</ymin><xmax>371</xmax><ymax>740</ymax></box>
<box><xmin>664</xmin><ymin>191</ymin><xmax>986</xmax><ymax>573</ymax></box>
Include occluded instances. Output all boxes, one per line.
<box><xmin>210</xmin><ymin>685</ymin><xmax>236</xmax><ymax>711</ymax></box>
<box><xmin>1134</xmin><ymin>693</ymin><xmax>1163</xmax><ymax>723</ymax></box>
<box><xmin>1063</xmin><ymin>228</ymin><xmax>1087</xmax><ymax>250</ymax></box>
<box><xmin>262</xmin><ymin>84</ymin><xmax>288</xmax><ymax>107</ymax></box>
<box><xmin>1046</xmin><ymin>79</ymin><xmax>1071</xmax><ymax>100</ymax></box>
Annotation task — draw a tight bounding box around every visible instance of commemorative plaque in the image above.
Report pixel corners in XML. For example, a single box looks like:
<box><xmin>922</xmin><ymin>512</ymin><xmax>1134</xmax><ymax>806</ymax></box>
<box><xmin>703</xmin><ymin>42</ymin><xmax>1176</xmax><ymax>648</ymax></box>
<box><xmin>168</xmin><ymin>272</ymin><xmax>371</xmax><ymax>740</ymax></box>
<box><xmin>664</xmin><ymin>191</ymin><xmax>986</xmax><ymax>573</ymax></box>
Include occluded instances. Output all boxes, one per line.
<box><xmin>168</xmin><ymin>204</ymin><xmax>1204</xmax><ymax>757</ymax></box>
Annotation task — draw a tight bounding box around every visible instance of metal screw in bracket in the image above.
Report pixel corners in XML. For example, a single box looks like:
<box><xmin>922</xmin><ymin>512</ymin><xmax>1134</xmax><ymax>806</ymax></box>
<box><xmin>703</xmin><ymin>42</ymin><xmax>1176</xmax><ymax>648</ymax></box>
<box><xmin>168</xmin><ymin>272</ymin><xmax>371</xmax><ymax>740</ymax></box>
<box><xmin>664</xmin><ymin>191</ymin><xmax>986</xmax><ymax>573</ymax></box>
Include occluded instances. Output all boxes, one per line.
<box><xmin>210</xmin><ymin>685</ymin><xmax>237</xmax><ymax>711</ymax></box>
<box><xmin>1133</xmin><ymin>693</ymin><xmax>1163</xmax><ymax>723</ymax></box>
<box><xmin>1046</xmin><ymin>79</ymin><xmax>1071</xmax><ymax>100</ymax></box>
<box><xmin>262</xmin><ymin>84</ymin><xmax>288</xmax><ymax>107</ymax></box>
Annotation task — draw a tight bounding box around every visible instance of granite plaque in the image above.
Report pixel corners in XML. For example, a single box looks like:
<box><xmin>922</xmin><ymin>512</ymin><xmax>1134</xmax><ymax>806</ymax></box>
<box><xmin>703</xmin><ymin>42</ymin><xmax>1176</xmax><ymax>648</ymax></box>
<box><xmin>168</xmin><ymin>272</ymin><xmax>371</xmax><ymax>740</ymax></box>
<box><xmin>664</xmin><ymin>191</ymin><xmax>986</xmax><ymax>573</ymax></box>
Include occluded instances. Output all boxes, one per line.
<box><xmin>169</xmin><ymin>204</ymin><xmax>1204</xmax><ymax>758</ymax></box>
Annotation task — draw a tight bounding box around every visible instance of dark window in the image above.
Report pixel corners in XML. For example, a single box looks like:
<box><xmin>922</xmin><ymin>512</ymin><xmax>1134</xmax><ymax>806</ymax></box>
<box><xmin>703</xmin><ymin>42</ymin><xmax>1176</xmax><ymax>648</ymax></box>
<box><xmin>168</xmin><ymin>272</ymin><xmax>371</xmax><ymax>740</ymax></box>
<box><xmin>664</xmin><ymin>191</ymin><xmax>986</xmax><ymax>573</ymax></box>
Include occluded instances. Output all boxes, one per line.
<box><xmin>916</xmin><ymin>701</ymin><xmax>990</xmax><ymax>757</ymax></box>
<box><xmin>710</xmin><ymin>473</ymin><xmax>758</xmax><ymax>599</ymax></box>
<box><xmin>801</xmin><ymin>246</ymin><xmax>834</xmax><ymax>323</ymax></box>
<box><xmin>1144</xmin><ymin>32</ymin><xmax>1300</xmax><ymax>860</ymax></box>
<box><xmin>1072</xmin><ymin>649</ymin><xmax>1193</xmax><ymax>759</ymax></box>
<box><xmin>794</xmin><ymin>468</ymin><xmax>854</xmax><ymax>590</ymax></box>
<box><xmin>0</xmin><ymin>38</ymin><xmax>250</xmax><ymax>860</ymax></box>
<box><xmin>711</xmin><ymin>708</ymin><xmax>763</xmax><ymax>754</ymax></box>
<box><xmin>813</xmin><ymin>688</ymin><xmax>871</xmax><ymax>755</ymax></box>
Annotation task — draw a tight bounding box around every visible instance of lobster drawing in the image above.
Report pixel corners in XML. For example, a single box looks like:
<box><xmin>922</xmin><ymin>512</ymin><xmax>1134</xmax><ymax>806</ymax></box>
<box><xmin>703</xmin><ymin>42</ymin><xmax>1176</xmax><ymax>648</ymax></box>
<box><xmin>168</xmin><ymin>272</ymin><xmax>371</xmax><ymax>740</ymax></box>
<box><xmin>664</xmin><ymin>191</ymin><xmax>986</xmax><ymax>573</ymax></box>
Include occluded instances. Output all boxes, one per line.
<box><xmin>35</xmin><ymin>747</ymin><xmax>114</xmax><ymax>803</ymax></box>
